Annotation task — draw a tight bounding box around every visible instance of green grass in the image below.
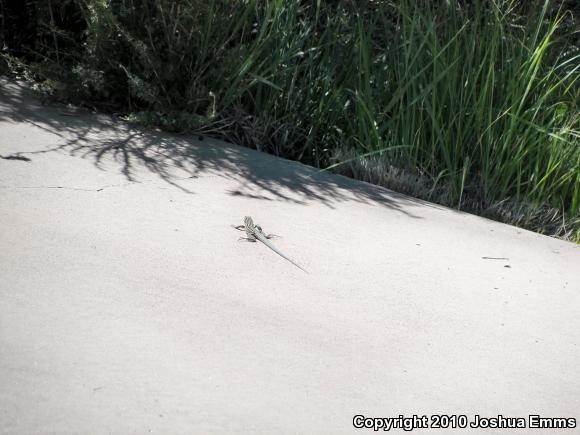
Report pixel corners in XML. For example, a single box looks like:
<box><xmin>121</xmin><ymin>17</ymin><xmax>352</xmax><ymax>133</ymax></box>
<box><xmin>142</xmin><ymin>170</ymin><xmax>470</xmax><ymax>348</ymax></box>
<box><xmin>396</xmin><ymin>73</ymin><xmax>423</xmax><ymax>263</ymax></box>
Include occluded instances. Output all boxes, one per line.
<box><xmin>5</xmin><ymin>0</ymin><xmax>579</xmax><ymax>240</ymax></box>
<box><xmin>334</xmin><ymin>0</ymin><xmax>580</xmax><ymax>239</ymax></box>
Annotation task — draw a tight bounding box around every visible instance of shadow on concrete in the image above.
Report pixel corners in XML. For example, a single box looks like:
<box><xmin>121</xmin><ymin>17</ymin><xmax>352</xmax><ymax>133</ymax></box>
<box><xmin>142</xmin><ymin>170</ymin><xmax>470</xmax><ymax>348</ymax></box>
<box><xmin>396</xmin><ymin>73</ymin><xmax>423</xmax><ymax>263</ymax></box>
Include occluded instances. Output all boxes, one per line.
<box><xmin>0</xmin><ymin>78</ymin><xmax>429</xmax><ymax>217</ymax></box>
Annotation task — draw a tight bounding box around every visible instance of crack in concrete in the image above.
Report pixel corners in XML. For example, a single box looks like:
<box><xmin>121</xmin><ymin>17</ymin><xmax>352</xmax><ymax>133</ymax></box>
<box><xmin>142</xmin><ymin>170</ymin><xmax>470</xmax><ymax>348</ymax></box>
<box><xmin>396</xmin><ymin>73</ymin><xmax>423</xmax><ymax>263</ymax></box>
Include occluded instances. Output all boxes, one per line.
<box><xmin>0</xmin><ymin>182</ymin><xmax>137</xmax><ymax>192</ymax></box>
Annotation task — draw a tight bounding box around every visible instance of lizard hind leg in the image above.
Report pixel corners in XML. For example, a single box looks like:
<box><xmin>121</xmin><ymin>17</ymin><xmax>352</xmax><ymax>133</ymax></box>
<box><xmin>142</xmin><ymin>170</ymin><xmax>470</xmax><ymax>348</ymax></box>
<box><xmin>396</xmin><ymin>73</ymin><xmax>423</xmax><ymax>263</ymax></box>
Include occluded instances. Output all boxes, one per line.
<box><xmin>253</xmin><ymin>224</ymin><xmax>278</xmax><ymax>239</ymax></box>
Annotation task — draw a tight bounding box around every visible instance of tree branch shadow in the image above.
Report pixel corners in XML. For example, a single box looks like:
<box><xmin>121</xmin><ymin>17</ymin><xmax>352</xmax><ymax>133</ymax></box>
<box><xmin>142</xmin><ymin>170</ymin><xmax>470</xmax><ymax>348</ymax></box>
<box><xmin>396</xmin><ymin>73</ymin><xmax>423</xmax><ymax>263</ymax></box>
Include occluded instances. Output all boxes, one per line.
<box><xmin>0</xmin><ymin>78</ymin><xmax>429</xmax><ymax>218</ymax></box>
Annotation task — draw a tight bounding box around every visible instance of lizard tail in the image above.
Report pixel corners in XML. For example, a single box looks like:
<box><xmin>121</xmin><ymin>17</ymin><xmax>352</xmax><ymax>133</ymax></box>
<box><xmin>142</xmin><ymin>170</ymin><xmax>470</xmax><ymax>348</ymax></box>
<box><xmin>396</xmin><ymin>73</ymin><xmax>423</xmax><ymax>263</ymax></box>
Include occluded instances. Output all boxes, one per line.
<box><xmin>254</xmin><ymin>231</ymin><xmax>309</xmax><ymax>274</ymax></box>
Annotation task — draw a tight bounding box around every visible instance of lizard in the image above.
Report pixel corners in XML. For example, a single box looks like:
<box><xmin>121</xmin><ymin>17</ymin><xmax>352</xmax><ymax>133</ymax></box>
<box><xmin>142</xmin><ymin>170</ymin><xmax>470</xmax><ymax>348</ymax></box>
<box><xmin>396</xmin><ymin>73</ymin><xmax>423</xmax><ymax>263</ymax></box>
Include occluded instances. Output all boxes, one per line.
<box><xmin>233</xmin><ymin>216</ymin><xmax>308</xmax><ymax>274</ymax></box>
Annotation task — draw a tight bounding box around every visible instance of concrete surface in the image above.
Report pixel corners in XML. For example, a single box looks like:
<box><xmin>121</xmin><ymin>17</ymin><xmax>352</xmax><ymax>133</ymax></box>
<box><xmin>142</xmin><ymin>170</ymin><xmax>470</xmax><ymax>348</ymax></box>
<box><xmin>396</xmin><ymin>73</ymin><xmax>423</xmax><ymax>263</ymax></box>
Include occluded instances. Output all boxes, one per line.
<box><xmin>0</xmin><ymin>78</ymin><xmax>579</xmax><ymax>434</ymax></box>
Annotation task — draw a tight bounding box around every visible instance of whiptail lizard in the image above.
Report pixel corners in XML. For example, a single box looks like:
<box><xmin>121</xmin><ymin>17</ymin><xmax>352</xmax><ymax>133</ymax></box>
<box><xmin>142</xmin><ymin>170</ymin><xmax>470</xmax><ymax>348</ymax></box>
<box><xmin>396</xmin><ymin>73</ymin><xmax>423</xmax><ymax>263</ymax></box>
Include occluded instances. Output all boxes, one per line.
<box><xmin>233</xmin><ymin>216</ymin><xmax>308</xmax><ymax>274</ymax></box>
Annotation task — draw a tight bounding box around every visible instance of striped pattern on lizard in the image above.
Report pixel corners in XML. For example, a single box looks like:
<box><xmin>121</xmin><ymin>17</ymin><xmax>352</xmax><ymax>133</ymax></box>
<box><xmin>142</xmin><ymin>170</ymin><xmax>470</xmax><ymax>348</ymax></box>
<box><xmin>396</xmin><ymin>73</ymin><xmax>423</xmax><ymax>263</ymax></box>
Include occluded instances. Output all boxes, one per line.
<box><xmin>233</xmin><ymin>216</ymin><xmax>308</xmax><ymax>274</ymax></box>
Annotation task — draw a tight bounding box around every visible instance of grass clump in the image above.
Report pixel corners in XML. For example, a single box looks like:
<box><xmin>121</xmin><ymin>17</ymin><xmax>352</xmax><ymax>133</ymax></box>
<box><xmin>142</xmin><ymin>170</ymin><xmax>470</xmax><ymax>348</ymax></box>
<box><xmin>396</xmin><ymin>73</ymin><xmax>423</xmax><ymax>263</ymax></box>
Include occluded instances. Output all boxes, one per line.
<box><xmin>2</xmin><ymin>0</ymin><xmax>579</xmax><ymax>240</ymax></box>
<box><xmin>334</xmin><ymin>0</ymin><xmax>580</xmax><ymax>240</ymax></box>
